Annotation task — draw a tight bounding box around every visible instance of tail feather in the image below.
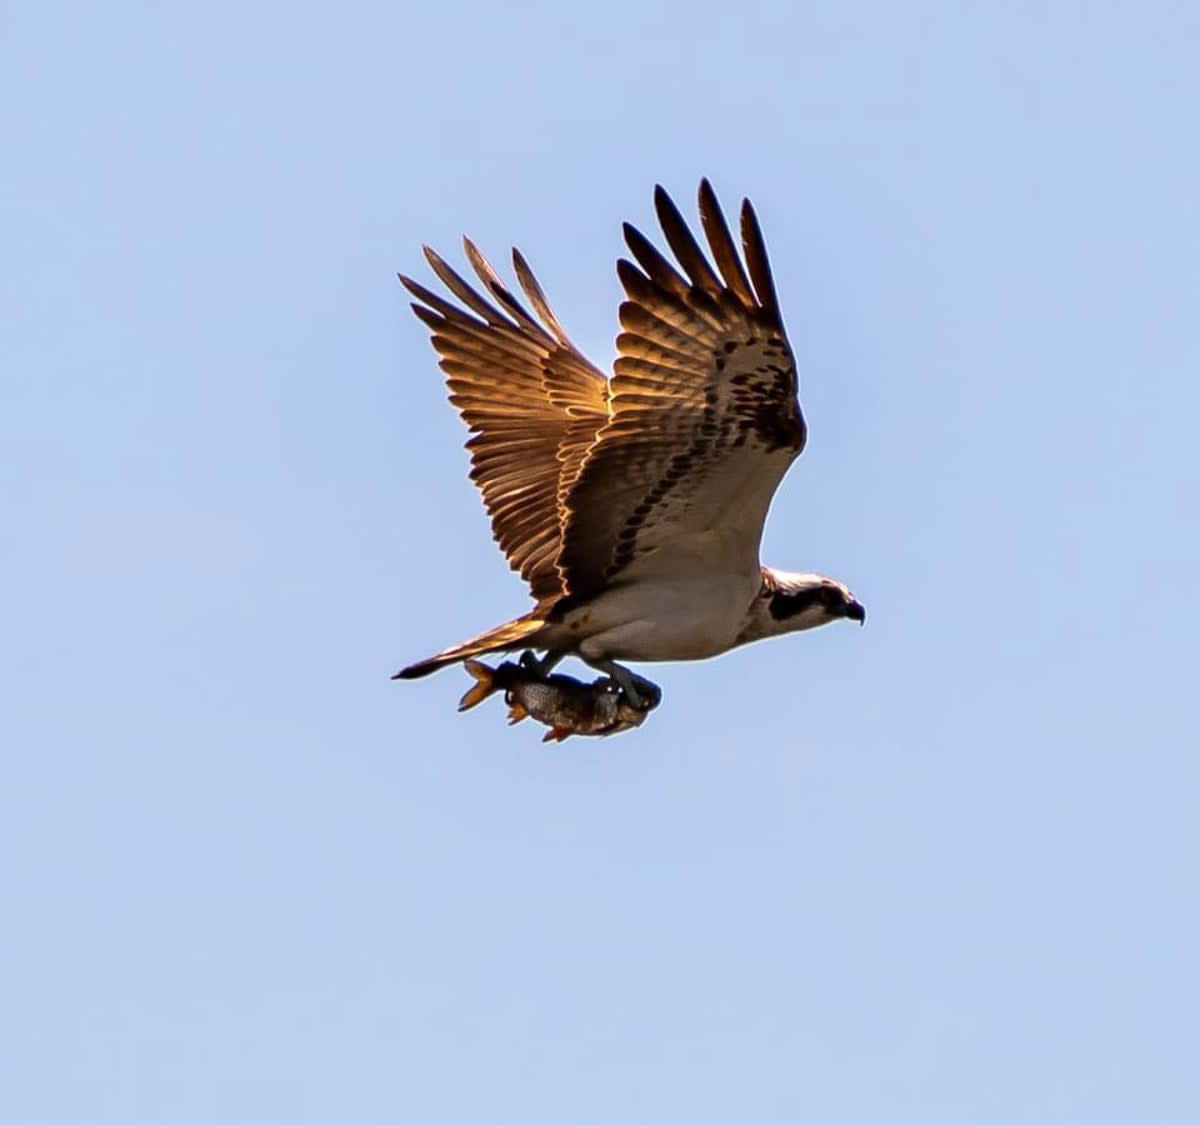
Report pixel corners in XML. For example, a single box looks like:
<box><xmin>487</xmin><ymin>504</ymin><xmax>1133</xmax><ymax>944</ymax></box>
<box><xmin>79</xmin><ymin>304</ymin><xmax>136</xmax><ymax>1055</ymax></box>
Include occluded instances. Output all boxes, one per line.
<box><xmin>393</xmin><ymin>615</ymin><xmax>545</xmax><ymax>681</ymax></box>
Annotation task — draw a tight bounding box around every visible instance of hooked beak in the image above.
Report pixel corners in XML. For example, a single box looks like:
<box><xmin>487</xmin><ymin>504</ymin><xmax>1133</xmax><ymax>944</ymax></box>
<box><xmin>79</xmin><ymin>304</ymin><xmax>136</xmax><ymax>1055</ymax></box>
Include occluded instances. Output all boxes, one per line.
<box><xmin>845</xmin><ymin>598</ymin><xmax>866</xmax><ymax>626</ymax></box>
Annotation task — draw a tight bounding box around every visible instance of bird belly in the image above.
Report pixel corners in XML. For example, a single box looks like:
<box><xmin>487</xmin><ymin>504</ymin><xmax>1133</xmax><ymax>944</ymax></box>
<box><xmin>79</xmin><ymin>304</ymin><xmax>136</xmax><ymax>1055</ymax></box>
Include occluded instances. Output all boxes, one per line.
<box><xmin>552</xmin><ymin>572</ymin><xmax>760</xmax><ymax>663</ymax></box>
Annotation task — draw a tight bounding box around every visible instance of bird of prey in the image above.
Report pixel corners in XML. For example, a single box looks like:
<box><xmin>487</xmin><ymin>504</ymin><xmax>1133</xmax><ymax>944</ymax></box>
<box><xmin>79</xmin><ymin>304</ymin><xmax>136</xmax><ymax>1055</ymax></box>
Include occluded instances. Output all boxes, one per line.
<box><xmin>394</xmin><ymin>180</ymin><xmax>864</xmax><ymax>705</ymax></box>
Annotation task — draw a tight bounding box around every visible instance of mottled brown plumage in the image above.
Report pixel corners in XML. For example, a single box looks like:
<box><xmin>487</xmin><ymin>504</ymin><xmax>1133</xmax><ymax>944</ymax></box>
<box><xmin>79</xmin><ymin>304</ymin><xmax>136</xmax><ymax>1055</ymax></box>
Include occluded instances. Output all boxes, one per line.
<box><xmin>397</xmin><ymin>180</ymin><xmax>814</xmax><ymax>680</ymax></box>
<box><xmin>399</xmin><ymin>242</ymin><xmax>608</xmax><ymax>604</ymax></box>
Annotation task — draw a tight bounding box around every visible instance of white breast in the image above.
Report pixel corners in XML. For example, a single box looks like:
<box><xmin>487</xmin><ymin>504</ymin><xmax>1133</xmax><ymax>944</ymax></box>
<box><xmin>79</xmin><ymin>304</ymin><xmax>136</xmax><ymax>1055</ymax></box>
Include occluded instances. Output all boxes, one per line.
<box><xmin>561</xmin><ymin>558</ymin><xmax>761</xmax><ymax>662</ymax></box>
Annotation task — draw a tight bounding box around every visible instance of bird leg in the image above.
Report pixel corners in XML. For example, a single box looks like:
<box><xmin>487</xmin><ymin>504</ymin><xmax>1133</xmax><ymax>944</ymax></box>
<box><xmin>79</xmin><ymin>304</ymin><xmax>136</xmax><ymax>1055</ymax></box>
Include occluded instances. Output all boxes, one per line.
<box><xmin>519</xmin><ymin>650</ymin><xmax>564</xmax><ymax>677</ymax></box>
<box><xmin>585</xmin><ymin>659</ymin><xmax>662</xmax><ymax>711</ymax></box>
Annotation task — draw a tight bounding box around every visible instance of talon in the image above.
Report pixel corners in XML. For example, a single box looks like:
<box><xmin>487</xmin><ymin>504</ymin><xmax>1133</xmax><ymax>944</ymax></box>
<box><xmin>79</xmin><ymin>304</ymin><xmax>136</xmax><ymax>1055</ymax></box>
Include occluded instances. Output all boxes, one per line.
<box><xmin>587</xmin><ymin>658</ymin><xmax>661</xmax><ymax>711</ymax></box>
<box><xmin>633</xmin><ymin>681</ymin><xmax>662</xmax><ymax>711</ymax></box>
<box><xmin>519</xmin><ymin>650</ymin><xmax>564</xmax><ymax>677</ymax></box>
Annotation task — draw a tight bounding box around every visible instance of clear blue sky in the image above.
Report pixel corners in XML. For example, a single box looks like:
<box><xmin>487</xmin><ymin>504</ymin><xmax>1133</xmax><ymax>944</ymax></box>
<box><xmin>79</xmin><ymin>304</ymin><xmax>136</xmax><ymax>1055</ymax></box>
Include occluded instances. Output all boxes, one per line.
<box><xmin>5</xmin><ymin>2</ymin><xmax>1198</xmax><ymax>1121</ymax></box>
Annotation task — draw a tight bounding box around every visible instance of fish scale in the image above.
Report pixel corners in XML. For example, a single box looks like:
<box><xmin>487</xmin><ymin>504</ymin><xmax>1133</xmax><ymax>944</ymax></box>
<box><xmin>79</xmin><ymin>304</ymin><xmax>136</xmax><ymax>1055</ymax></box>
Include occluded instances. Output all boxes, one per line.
<box><xmin>458</xmin><ymin>658</ymin><xmax>655</xmax><ymax>741</ymax></box>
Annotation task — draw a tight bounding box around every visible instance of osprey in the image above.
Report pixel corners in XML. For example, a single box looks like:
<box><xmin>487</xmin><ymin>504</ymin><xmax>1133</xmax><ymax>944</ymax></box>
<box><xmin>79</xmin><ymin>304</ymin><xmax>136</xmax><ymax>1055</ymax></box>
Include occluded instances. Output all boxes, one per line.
<box><xmin>395</xmin><ymin>180</ymin><xmax>864</xmax><ymax>705</ymax></box>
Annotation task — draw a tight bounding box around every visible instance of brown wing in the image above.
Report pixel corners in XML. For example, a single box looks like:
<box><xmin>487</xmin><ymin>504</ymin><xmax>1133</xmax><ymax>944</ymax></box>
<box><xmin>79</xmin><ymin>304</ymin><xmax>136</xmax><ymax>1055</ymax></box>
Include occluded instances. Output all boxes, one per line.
<box><xmin>400</xmin><ymin>242</ymin><xmax>609</xmax><ymax>603</ymax></box>
<box><xmin>558</xmin><ymin>180</ymin><xmax>806</xmax><ymax>601</ymax></box>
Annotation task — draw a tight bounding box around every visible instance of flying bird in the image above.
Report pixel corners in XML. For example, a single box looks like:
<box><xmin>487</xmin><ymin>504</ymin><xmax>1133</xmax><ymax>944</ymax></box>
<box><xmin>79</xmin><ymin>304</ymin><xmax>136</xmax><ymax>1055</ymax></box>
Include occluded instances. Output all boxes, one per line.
<box><xmin>395</xmin><ymin>180</ymin><xmax>864</xmax><ymax>705</ymax></box>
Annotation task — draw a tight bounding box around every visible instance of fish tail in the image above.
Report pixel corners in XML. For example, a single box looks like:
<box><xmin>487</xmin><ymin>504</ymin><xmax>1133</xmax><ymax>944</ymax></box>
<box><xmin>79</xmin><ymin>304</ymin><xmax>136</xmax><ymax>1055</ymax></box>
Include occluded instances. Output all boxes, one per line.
<box><xmin>457</xmin><ymin>660</ymin><xmax>497</xmax><ymax>712</ymax></box>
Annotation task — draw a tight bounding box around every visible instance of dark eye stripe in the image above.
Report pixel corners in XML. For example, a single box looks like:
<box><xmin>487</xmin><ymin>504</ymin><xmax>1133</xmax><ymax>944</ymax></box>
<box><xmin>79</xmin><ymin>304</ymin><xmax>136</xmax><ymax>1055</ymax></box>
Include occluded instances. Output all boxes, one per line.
<box><xmin>768</xmin><ymin>588</ymin><xmax>826</xmax><ymax>621</ymax></box>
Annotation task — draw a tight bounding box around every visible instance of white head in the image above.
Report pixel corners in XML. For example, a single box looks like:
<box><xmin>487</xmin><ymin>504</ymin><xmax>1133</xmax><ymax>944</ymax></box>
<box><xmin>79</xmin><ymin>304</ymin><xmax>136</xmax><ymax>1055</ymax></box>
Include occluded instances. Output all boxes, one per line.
<box><xmin>737</xmin><ymin>568</ymin><xmax>866</xmax><ymax>646</ymax></box>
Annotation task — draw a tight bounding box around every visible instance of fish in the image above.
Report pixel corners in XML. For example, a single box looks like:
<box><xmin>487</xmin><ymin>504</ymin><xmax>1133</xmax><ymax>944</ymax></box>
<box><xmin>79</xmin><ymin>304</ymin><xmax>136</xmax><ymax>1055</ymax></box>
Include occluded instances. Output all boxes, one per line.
<box><xmin>458</xmin><ymin>655</ymin><xmax>659</xmax><ymax>741</ymax></box>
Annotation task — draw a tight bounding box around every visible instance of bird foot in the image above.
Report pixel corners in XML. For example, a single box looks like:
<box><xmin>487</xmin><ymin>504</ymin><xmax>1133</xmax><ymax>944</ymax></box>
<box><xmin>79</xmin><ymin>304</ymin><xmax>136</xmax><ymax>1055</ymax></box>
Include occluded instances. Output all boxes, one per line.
<box><xmin>517</xmin><ymin>651</ymin><xmax>662</xmax><ymax>713</ymax></box>
<box><xmin>518</xmin><ymin>650</ymin><xmax>563</xmax><ymax>677</ymax></box>
<box><xmin>588</xmin><ymin>660</ymin><xmax>662</xmax><ymax>712</ymax></box>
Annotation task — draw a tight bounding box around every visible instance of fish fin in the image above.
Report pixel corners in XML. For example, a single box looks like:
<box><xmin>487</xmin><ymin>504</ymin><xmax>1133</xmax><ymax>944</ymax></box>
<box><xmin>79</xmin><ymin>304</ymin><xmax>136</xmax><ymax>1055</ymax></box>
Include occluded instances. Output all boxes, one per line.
<box><xmin>506</xmin><ymin>702</ymin><xmax>529</xmax><ymax>725</ymax></box>
<box><xmin>457</xmin><ymin>660</ymin><xmax>496</xmax><ymax>711</ymax></box>
<box><xmin>542</xmin><ymin>727</ymin><xmax>573</xmax><ymax>743</ymax></box>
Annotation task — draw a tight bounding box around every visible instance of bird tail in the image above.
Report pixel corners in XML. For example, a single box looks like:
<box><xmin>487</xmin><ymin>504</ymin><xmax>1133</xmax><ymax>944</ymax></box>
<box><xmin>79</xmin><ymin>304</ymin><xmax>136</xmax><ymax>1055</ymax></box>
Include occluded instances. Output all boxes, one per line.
<box><xmin>392</xmin><ymin>615</ymin><xmax>546</xmax><ymax>682</ymax></box>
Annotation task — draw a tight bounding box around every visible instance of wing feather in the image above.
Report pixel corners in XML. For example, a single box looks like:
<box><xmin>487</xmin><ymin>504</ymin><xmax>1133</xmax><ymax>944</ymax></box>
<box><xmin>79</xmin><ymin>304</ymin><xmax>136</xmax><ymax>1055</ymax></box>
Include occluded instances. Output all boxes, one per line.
<box><xmin>616</xmin><ymin>259</ymin><xmax>727</xmax><ymax>334</ymax></box>
<box><xmin>421</xmin><ymin>246</ymin><xmax>509</xmax><ymax>326</ymax></box>
<box><xmin>403</xmin><ymin>181</ymin><xmax>805</xmax><ymax>611</ymax></box>
<box><xmin>740</xmin><ymin>198</ymin><xmax>781</xmax><ymax>315</ymax></box>
<box><xmin>653</xmin><ymin>184</ymin><xmax>724</xmax><ymax>296</ymax></box>
<box><xmin>559</xmin><ymin>182</ymin><xmax>806</xmax><ymax>601</ymax></box>
<box><xmin>512</xmin><ymin>248</ymin><xmax>572</xmax><ymax>345</ymax></box>
<box><xmin>402</xmin><ymin>245</ymin><xmax>609</xmax><ymax>603</ymax></box>
<box><xmin>698</xmin><ymin>178</ymin><xmax>757</xmax><ymax>309</ymax></box>
<box><xmin>621</xmin><ymin>222</ymin><xmax>692</xmax><ymax>300</ymax></box>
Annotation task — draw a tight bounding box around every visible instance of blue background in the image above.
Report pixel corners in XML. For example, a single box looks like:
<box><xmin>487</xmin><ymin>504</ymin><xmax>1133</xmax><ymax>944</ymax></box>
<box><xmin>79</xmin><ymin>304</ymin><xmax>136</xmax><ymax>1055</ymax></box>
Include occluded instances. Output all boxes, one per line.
<box><xmin>5</xmin><ymin>3</ymin><xmax>1197</xmax><ymax>1120</ymax></box>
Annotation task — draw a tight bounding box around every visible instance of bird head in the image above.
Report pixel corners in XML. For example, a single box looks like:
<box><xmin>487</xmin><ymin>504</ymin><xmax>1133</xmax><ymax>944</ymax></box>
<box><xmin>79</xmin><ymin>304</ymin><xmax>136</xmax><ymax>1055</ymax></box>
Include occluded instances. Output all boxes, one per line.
<box><xmin>740</xmin><ymin>568</ymin><xmax>866</xmax><ymax>644</ymax></box>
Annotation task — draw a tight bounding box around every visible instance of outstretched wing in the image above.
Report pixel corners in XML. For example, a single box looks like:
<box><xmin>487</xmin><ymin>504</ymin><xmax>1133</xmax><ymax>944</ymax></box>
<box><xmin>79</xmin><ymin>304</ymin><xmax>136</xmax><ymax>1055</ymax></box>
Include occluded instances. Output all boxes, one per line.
<box><xmin>558</xmin><ymin>180</ymin><xmax>806</xmax><ymax>601</ymax></box>
<box><xmin>401</xmin><ymin>243</ymin><xmax>609</xmax><ymax>603</ymax></box>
